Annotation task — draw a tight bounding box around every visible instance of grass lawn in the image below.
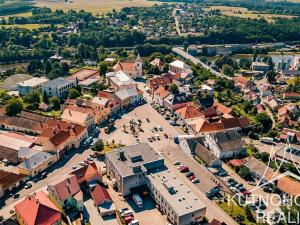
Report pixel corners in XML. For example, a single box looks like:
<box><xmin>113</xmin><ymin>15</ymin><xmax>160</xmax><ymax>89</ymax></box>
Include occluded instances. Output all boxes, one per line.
<box><xmin>217</xmin><ymin>199</ymin><xmax>258</xmax><ymax>225</ymax></box>
<box><xmin>102</xmin><ymin>143</ymin><xmax>123</xmax><ymax>154</ymax></box>
<box><xmin>40</xmin><ymin>110</ymin><xmax>62</xmax><ymax>117</ymax></box>
<box><xmin>0</xmin><ymin>11</ymin><xmax>32</xmax><ymax>19</ymax></box>
<box><xmin>34</xmin><ymin>0</ymin><xmax>162</xmax><ymax>15</ymax></box>
<box><xmin>203</xmin><ymin>5</ymin><xmax>295</xmax><ymax>22</ymax></box>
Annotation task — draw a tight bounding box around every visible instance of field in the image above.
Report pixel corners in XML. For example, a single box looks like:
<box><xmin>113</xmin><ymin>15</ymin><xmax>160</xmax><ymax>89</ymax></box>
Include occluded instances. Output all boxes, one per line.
<box><xmin>0</xmin><ymin>23</ymin><xmax>50</xmax><ymax>29</ymax></box>
<box><xmin>34</xmin><ymin>0</ymin><xmax>162</xmax><ymax>15</ymax></box>
<box><xmin>203</xmin><ymin>6</ymin><xmax>296</xmax><ymax>22</ymax></box>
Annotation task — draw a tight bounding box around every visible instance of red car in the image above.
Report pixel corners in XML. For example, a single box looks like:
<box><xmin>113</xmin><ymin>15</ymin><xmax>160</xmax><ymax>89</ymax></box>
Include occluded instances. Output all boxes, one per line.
<box><xmin>188</xmin><ymin>175</ymin><xmax>196</xmax><ymax>181</ymax></box>
<box><xmin>180</xmin><ymin>166</ymin><xmax>189</xmax><ymax>173</ymax></box>
<box><xmin>84</xmin><ymin>160</ymin><xmax>90</xmax><ymax>165</ymax></box>
<box><xmin>243</xmin><ymin>191</ymin><xmax>251</xmax><ymax>196</ymax></box>
<box><xmin>163</xmin><ymin>133</ymin><xmax>168</xmax><ymax>138</ymax></box>
<box><xmin>124</xmin><ymin>216</ymin><xmax>134</xmax><ymax>224</ymax></box>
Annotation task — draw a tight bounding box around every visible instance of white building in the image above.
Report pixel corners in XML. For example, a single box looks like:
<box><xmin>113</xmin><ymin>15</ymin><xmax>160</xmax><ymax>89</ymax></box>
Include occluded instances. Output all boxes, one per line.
<box><xmin>106</xmin><ymin>71</ymin><xmax>138</xmax><ymax>91</ymax></box>
<box><xmin>18</xmin><ymin>77</ymin><xmax>49</xmax><ymax>96</ymax></box>
<box><xmin>42</xmin><ymin>77</ymin><xmax>77</xmax><ymax>99</ymax></box>
<box><xmin>251</xmin><ymin>62</ymin><xmax>270</xmax><ymax>72</ymax></box>
<box><xmin>205</xmin><ymin>130</ymin><xmax>245</xmax><ymax>159</ymax></box>
<box><xmin>169</xmin><ymin>60</ymin><xmax>193</xmax><ymax>80</ymax></box>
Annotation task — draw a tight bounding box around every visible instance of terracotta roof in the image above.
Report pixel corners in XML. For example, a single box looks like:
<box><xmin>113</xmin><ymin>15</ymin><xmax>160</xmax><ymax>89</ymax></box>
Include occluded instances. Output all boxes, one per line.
<box><xmin>284</xmin><ymin>92</ymin><xmax>300</xmax><ymax>98</ymax></box>
<box><xmin>70</xmin><ymin>68</ymin><xmax>99</xmax><ymax>81</ymax></box>
<box><xmin>148</xmin><ymin>74</ymin><xmax>173</xmax><ymax>88</ymax></box>
<box><xmin>213</xmin><ymin>102</ymin><xmax>232</xmax><ymax>115</ymax></box>
<box><xmin>48</xmin><ymin>175</ymin><xmax>82</xmax><ymax>201</ymax></box>
<box><xmin>0</xmin><ymin>170</ymin><xmax>25</xmax><ymax>189</ymax></box>
<box><xmin>176</xmin><ymin>105</ymin><xmax>203</xmax><ymax>119</ymax></box>
<box><xmin>209</xmin><ymin>219</ymin><xmax>222</xmax><ymax>225</ymax></box>
<box><xmin>71</xmin><ymin>162</ymin><xmax>102</xmax><ymax>184</ymax></box>
<box><xmin>90</xmin><ymin>184</ymin><xmax>112</xmax><ymax>206</ymax></box>
<box><xmin>19</xmin><ymin>111</ymin><xmax>50</xmax><ymax>123</ymax></box>
<box><xmin>154</xmin><ymin>86</ymin><xmax>170</xmax><ymax>99</ymax></box>
<box><xmin>228</xmin><ymin>159</ymin><xmax>245</xmax><ymax>167</ymax></box>
<box><xmin>0</xmin><ymin>116</ymin><xmax>46</xmax><ymax>133</ymax></box>
<box><xmin>113</xmin><ymin>61</ymin><xmax>136</xmax><ymax>71</ymax></box>
<box><xmin>233</xmin><ymin>76</ymin><xmax>249</xmax><ymax>85</ymax></box>
<box><xmin>15</xmin><ymin>191</ymin><xmax>61</xmax><ymax>225</ymax></box>
<box><xmin>61</xmin><ymin>108</ymin><xmax>93</xmax><ymax>125</ymax></box>
<box><xmin>150</xmin><ymin>58</ymin><xmax>165</xmax><ymax>67</ymax></box>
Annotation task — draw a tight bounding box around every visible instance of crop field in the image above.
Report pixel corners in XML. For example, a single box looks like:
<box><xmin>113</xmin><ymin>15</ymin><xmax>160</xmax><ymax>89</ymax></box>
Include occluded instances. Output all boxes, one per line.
<box><xmin>0</xmin><ymin>24</ymin><xmax>49</xmax><ymax>29</ymax></box>
<box><xmin>34</xmin><ymin>0</ymin><xmax>162</xmax><ymax>15</ymax></box>
<box><xmin>203</xmin><ymin>6</ymin><xmax>296</xmax><ymax>22</ymax></box>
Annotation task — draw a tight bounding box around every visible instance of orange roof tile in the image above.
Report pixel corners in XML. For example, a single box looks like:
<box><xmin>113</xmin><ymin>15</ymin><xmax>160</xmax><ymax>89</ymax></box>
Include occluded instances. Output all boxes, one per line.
<box><xmin>176</xmin><ymin>105</ymin><xmax>203</xmax><ymax>119</ymax></box>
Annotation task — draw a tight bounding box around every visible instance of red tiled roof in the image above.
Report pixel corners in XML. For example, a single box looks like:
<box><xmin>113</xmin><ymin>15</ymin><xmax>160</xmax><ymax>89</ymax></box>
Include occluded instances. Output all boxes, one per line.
<box><xmin>114</xmin><ymin>62</ymin><xmax>136</xmax><ymax>71</ymax></box>
<box><xmin>284</xmin><ymin>92</ymin><xmax>300</xmax><ymax>98</ymax></box>
<box><xmin>15</xmin><ymin>191</ymin><xmax>61</xmax><ymax>225</ymax></box>
<box><xmin>97</xmin><ymin>91</ymin><xmax>113</xmax><ymax>99</ymax></box>
<box><xmin>49</xmin><ymin>175</ymin><xmax>81</xmax><ymax>201</ymax></box>
<box><xmin>71</xmin><ymin>162</ymin><xmax>102</xmax><ymax>184</ymax></box>
<box><xmin>148</xmin><ymin>74</ymin><xmax>173</xmax><ymax>88</ymax></box>
<box><xmin>90</xmin><ymin>184</ymin><xmax>112</xmax><ymax>206</ymax></box>
<box><xmin>70</xmin><ymin>68</ymin><xmax>99</xmax><ymax>81</ymax></box>
<box><xmin>233</xmin><ymin>76</ymin><xmax>249</xmax><ymax>85</ymax></box>
<box><xmin>213</xmin><ymin>102</ymin><xmax>232</xmax><ymax>115</ymax></box>
<box><xmin>228</xmin><ymin>159</ymin><xmax>245</xmax><ymax>167</ymax></box>
<box><xmin>0</xmin><ymin>170</ymin><xmax>25</xmax><ymax>189</ymax></box>
<box><xmin>176</xmin><ymin>105</ymin><xmax>203</xmax><ymax>119</ymax></box>
<box><xmin>154</xmin><ymin>86</ymin><xmax>170</xmax><ymax>99</ymax></box>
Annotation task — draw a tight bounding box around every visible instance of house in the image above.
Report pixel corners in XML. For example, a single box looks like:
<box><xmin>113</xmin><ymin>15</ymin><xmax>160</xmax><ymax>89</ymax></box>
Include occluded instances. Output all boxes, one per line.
<box><xmin>113</xmin><ymin>87</ymin><xmax>143</xmax><ymax>109</ymax></box>
<box><xmin>150</xmin><ymin>58</ymin><xmax>165</xmax><ymax>72</ymax></box>
<box><xmin>147</xmin><ymin>74</ymin><xmax>173</xmax><ymax>94</ymax></box>
<box><xmin>0</xmin><ymin>170</ymin><xmax>25</xmax><ymax>197</ymax></box>
<box><xmin>42</xmin><ymin>77</ymin><xmax>77</xmax><ymax>99</ymax></box>
<box><xmin>17</xmin><ymin>77</ymin><xmax>49</xmax><ymax>96</ymax></box>
<box><xmin>200</xmin><ymin>84</ymin><xmax>214</xmax><ymax>96</ymax></box>
<box><xmin>278</xmin><ymin>103</ymin><xmax>299</xmax><ymax>128</ymax></box>
<box><xmin>175</xmin><ymin>105</ymin><xmax>203</xmax><ymax>121</ymax></box>
<box><xmin>97</xmin><ymin>91</ymin><xmax>121</xmax><ymax>115</ymax></box>
<box><xmin>283</xmin><ymin>92</ymin><xmax>300</xmax><ymax>102</ymax></box>
<box><xmin>17</xmin><ymin>147</ymin><xmax>57</xmax><ymax>176</ymax></box>
<box><xmin>15</xmin><ymin>191</ymin><xmax>62</xmax><ymax>225</ymax></box>
<box><xmin>106</xmin><ymin>71</ymin><xmax>138</xmax><ymax>91</ymax></box>
<box><xmin>233</xmin><ymin>77</ymin><xmax>252</xmax><ymax>91</ymax></box>
<box><xmin>153</xmin><ymin>86</ymin><xmax>170</xmax><ymax>106</ymax></box>
<box><xmin>90</xmin><ymin>184</ymin><xmax>115</xmax><ymax>216</ymax></box>
<box><xmin>266</xmin><ymin>98</ymin><xmax>279</xmax><ymax>111</ymax></box>
<box><xmin>195</xmin><ymin>143</ymin><xmax>221</xmax><ymax>167</ymax></box>
<box><xmin>244</xmin><ymin>90</ymin><xmax>261</xmax><ymax>106</ymax></box>
<box><xmin>70</xmin><ymin>68</ymin><xmax>100</xmax><ymax>87</ymax></box>
<box><xmin>205</xmin><ymin>130</ymin><xmax>245</xmax><ymax>159</ymax></box>
<box><xmin>179</xmin><ymin>136</ymin><xmax>204</xmax><ymax>156</ymax></box>
<box><xmin>279</xmin><ymin>128</ymin><xmax>300</xmax><ymax>144</ymax></box>
<box><xmin>48</xmin><ymin>175</ymin><xmax>83</xmax><ymax>214</ymax></box>
<box><xmin>0</xmin><ymin>131</ymin><xmax>36</xmax><ymax>164</ymax></box>
<box><xmin>61</xmin><ymin>107</ymin><xmax>95</xmax><ymax>128</ymax></box>
<box><xmin>212</xmin><ymin>102</ymin><xmax>233</xmax><ymax>117</ymax></box>
<box><xmin>169</xmin><ymin>60</ymin><xmax>193</xmax><ymax>82</ymax></box>
<box><xmin>113</xmin><ymin>54</ymin><xmax>142</xmax><ymax>79</ymax></box>
<box><xmin>36</xmin><ymin>119</ymin><xmax>87</xmax><ymax>158</ymax></box>
<box><xmin>251</xmin><ymin>62</ymin><xmax>270</xmax><ymax>72</ymax></box>
<box><xmin>164</xmin><ymin>93</ymin><xmax>192</xmax><ymax>111</ymax></box>
<box><xmin>71</xmin><ymin>162</ymin><xmax>102</xmax><ymax>186</ymax></box>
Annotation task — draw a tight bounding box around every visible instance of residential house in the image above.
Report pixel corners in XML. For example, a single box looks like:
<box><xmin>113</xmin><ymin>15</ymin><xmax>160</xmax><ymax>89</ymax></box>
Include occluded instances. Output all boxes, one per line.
<box><xmin>233</xmin><ymin>77</ymin><xmax>253</xmax><ymax>92</ymax></box>
<box><xmin>113</xmin><ymin>54</ymin><xmax>142</xmax><ymax>79</ymax></box>
<box><xmin>279</xmin><ymin>128</ymin><xmax>300</xmax><ymax>144</ymax></box>
<box><xmin>205</xmin><ymin>130</ymin><xmax>245</xmax><ymax>159</ymax></box>
<box><xmin>70</xmin><ymin>68</ymin><xmax>100</xmax><ymax>87</ymax></box>
<box><xmin>0</xmin><ymin>132</ymin><xmax>36</xmax><ymax>164</ymax></box>
<box><xmin>212</xmin><ymin>102</ymin><xmax>233</xmax><ymax>117</ymax></box>
<box><xmin>17</xmin><ymin>147</ymin><xmax>57</xmax><ymax>177</ymax></box>
<box><xmin>42</xmin><ymin>77</ymin><xmax>77</xmax><ymax>99</ymax></box>
<box><xmin>36</xmin><ymin>119</ymin><xmax>87</xmax><ymax>158</ymax></box>
<box><xmin>17</xmin><ymin>77</ymin><xmax>49</xmax><ymax>96</ymax></box>
<box><xmin>179</xmin><ymin>136</ymin><xmax>204</xmax><ymax>155</ymax></box>
<box><xmin>97</xmin><ymin>91</ymin><xmax>121</xmax><ymax>115</ymax></box>
<box><xmin>15</xmin><ymin>191</ymin><xmax>62</xmax><ymax>225</ymax></box>
<box><xmin>106</xmin><ymin>71</ymin><xmax>138</xmax><ymax>91</ymax></box>
<box><xmin>169</xmin><ymin>60</ymin><xmax>193</xmax><ymax>83</ymax></box>
<box><xmin>200</xmin><ymin>84</ymin><xmax>214</xmax><ymax>96</ymax></box>
<box><xmin>0</xmin><ymin>170</ymin><xmax>25</xmax><ymax>197</ymax></box>
<box><xmin>61</xmin><ymin>107</ymin><xmax>95</xmax><ymax>128</ymax></box>
<box><xmin>113</xmin><ymin>87</ymin><xmax>143</xmax><ymax>109</ymax></box>
<box><xmin>153</xmin><ymin>85</ymin><xmax>170</xmax><ymax>106</ymax></box>
<box><xmin>48</xmin><ymin>175</ymin><xmax>83</xmax><ymax>214</ymax></box>
<box><xmin>175</xmin><ymin>105</ymin><xmax>203</xmax><ymax>123</ymax></box>
<box><xmin>71</xmin><ymin>162</ymin><xmax>103</xmax><ymax>186</ymax></box>
<box><xmin>194</xmin><ymin>144</ymin><xmax>222</xmax><ymax>167</ymax></box>
<box><xmin>283</xmin><ymin>92</ymin><xmax>300</xmax><ymax>102</ymax></box>
<box><xmin>244</xmin><ymin>90</ymin><xmax>261</xmax><ymax>106</ymax></box>
<box><xmin>278</xmin><ymin>103</ymin><xmax>299</xmax><ymax>128</ymax></box>
<box><xmin>150</xmin><ymin>58</ymin><xmax>165</xmax><ymax>72</ymax></box>
<box><xmin>266</xmin><ymin>98</ymin><xmax>279</xmax><ymax>111</ymax></box>
<box><xmin>90</xmin><ymin>184</ymin><xmax>116</xmax><ymax>216</ymax></box>
<box><xmin>164</xmin><ymin>93</ymin><xmax>192</xmax><ymax>111</ymax></box>
<box><xmin>146</xmin><ymin>74</ymin><xmax>173</xmax><ymax>94</ymax></box>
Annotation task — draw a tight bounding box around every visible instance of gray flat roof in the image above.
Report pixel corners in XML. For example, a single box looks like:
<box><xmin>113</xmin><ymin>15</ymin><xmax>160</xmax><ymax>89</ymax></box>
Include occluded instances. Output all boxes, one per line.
<box><xmin>106</xmin><ymin>143</ymin><xmax>164</xmax><ymax>177</ymax></box>
<box><xmin>147</xmin><ymin>169</ymin><xmax>206</xmax><ymax>216</ymax></box>
<box><xmin>44</xmin><ymin>77</ymin><xmax>75</xmax><ymax>87</ymax></box>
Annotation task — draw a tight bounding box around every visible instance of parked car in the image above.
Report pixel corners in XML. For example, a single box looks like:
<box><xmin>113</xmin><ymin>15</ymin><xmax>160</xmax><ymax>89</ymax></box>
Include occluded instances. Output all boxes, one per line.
<box><xmin>121</xmin><ymin>210</ymin><xmax>134</xmax><ymax>217</ymax></box>
<box><xmin>24</xmin><ymin>182</ymin><xmax>32</xmax><ymax>189</ymax></box>
<box><xmin>124</xmin><ymin>216</ymin><xmax>134</xmax><ymax>224</ymax></box>
<box><xmin>173</xmin><ymin>160</ymin><xmax>180</xmax><ymax>165</ymax></box>
<box><xmin>192</xmin><ymin>178</ymin><xmax>199</xmax><ymax>183</ymax></box>
<box><xmin>179</xmin><ymin>166</ymin><xmax>189</xmax><ymax>173</ymax></box>
<box><xmin>185</xmin><ymin>172</ymin><xmax>194</xmax><ymax>177</ymax></box>
<box><xmin>158</xmin><ymin>125</ymin><xmax>163</xmax><ymax>131</ymax></box>
<box><xmin>188</xmin><ymin>175</ymin><xmax>196</xmax><ymax>181</ymax></box>
<box><xmin>13</xmin><ymin>194</ymin><xmax>20</xmax><ymax>199</ymax></box>
<box><xmin>40</xmin><ymin>172</ymin><xmax>47</xmax><ymax>179</ymax></box>
<box><xmin>163</xmin><ymin>133</ymin><xmax>168</xmax><ymax>138</ymax></box>
<box><xmin>148</xmin><ymin>137</ymin><xmax>153</xmax><ymax>142</ymax></box>
<box><xmin>128</xmin><ymin>219</ymin><xmax>139</xmax><ymax>225</ymax></box>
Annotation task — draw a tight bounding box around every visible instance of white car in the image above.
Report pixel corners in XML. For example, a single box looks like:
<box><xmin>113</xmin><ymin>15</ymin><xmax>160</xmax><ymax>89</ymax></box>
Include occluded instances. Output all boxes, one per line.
<box><xmin>79</xmin><ymin>161</ymin><xmax>86</xmax><ymax>166</ymax></box>
<box><xmin>173</xmin><ymin>160</ymin><xmax>180</xmax><ymax>165</ymax></box>
<box><xmin>192</xmin><ymin>178</ymin><xmax>199</xmax><ymax>183</ymax></box>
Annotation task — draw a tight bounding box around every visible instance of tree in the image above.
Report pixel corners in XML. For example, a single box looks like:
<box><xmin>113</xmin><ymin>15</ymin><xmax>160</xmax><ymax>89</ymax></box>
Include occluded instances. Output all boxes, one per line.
<box><xmin>68</xmin><ymin>88</ymin><xmax>80</xmax><ymax>99</ymax></box>
<box><xmin>99</xmin><ymin>62</ymin><xmax>108</xmax><ymax>76</ymax></box>
<box><xmin>92</xmin><ymin>139</ymin><xmax>104</xmax><ymax>152</ymax></box>
<box><xmin>239</xmin><ymin>58</ymin><xmax>251</xmax><ymax>69</ymax></box>
<box><xmin>222</xmin><ymin>64</ymin><xmax>234</xmax><ymax>76</ymax></box>
<box><xmin>238</xmin><ymin>166</ymin><xmax>252</xmax><ymax>181</ymax></box>
<box><xmin>5</xmin><ymin>98</ymin><xmax>24</xmax><ymax>116</ymax></box>
<box><xmin>23</xmin><ymin>91</ymin><xmax>41</xmax><ymax>110</ymax></box>
<box><xmin>266</xmin><ymin>70</ymin><xmax>276</xmax><ymax>83</ymax></box>
<box><xmin>49</xmin><ymin>96</ymin><xmax>60</xmax><ymax>110</ymax></box>
<box><xmin>255</xmin><ymin>113</ymin><xmax>272</xmax><ymax>133</ymax></box>
<box><xmin>168</xmin><ymin>84</ymin><xmax>179</xmax><ymax>94</ymax></box>
<box><xmin>43</xmin><ymin>91</ymin><xmax>49</xmax><ymax>104</ymax></box>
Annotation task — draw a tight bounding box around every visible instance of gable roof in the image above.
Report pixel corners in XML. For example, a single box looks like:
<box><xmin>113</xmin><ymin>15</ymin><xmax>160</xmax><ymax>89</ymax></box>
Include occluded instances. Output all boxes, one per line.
<box><xmin>15</xmin><ymin>191</ymin><xmax>61</xmax><ymax>225</ymax></box>
<box><xmin>48</xmin><ymin>175</ymin><xmax>82</xmax><ymax>201</ymax></box>
<box><xmin>148</xmin><ymin>74</ymin><xmax>173</xmax><ymax>88</ymax></box>
<box><xmin>213</xmin><ymin>102</ymin><xmax>232</xmax><ymax>115</ymax></box>
<box><xmin>0</xmin><ymin>116</ymin><xmax>46</xmax><ymax>133</ymax></box>
<box><xmin>176</xmin><ymin>105</ymin><xmax>203</xmax><ymax>119</ymax></box>
<box><xmin>208</xmin><ymin>130</ymin><xmax>244</xmax><ymax>152</ymax></box>
<box><xmin>61</xmin><ymin>108</ymin><xmax>93</xmax><ymax>125</ymax></box>
<box><xmin>90</xmin><ymin>184</ymin><xmax>112</xmax><ymax>206</ymax></box>
<box><xmin>18</xmin><ymin>151</ymin><xmax>55</xmax><ymax>171</ymax></box>
<box><xmin>71</xmin><ymin>162</ymin><xmax>102</xmax><ymax>184</ymax></box>
<box><xmin>0</xmin><ymin>170</ymin><xmax>25</xmax><ymax>190</ymax></box>
<box><xmin>195</xmin><ymin>144</ymin><xmax>220</xmax><ymax>166</ymax></box>
<box><xmin>154</xmin><ymin>86</ymin><xmax>170</xmax><ymax>99</ymax></box>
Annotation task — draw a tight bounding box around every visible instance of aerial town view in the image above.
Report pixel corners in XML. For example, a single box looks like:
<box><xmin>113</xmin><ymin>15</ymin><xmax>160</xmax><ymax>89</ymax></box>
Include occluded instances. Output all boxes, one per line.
<box><xmin>0</xmin><ymin>0</ymin><xmax>299</xmax><ymax>225</ymax></box>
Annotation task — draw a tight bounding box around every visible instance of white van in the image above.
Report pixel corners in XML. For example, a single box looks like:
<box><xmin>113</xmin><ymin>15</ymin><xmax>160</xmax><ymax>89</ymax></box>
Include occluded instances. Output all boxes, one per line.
<box><xmin>260</xmin><ymin>137</ymin><xmax>274</xmax><ymax>145</ymax></box>
<box><xmin>129</xmin><ymin>219</ymin><xmax>139</xmax><ymax>225</ymax></box>
<box><xmin>133</xmin><ymin>193</ymin><xmax>143</xmax><ymax>208</ymax></box>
